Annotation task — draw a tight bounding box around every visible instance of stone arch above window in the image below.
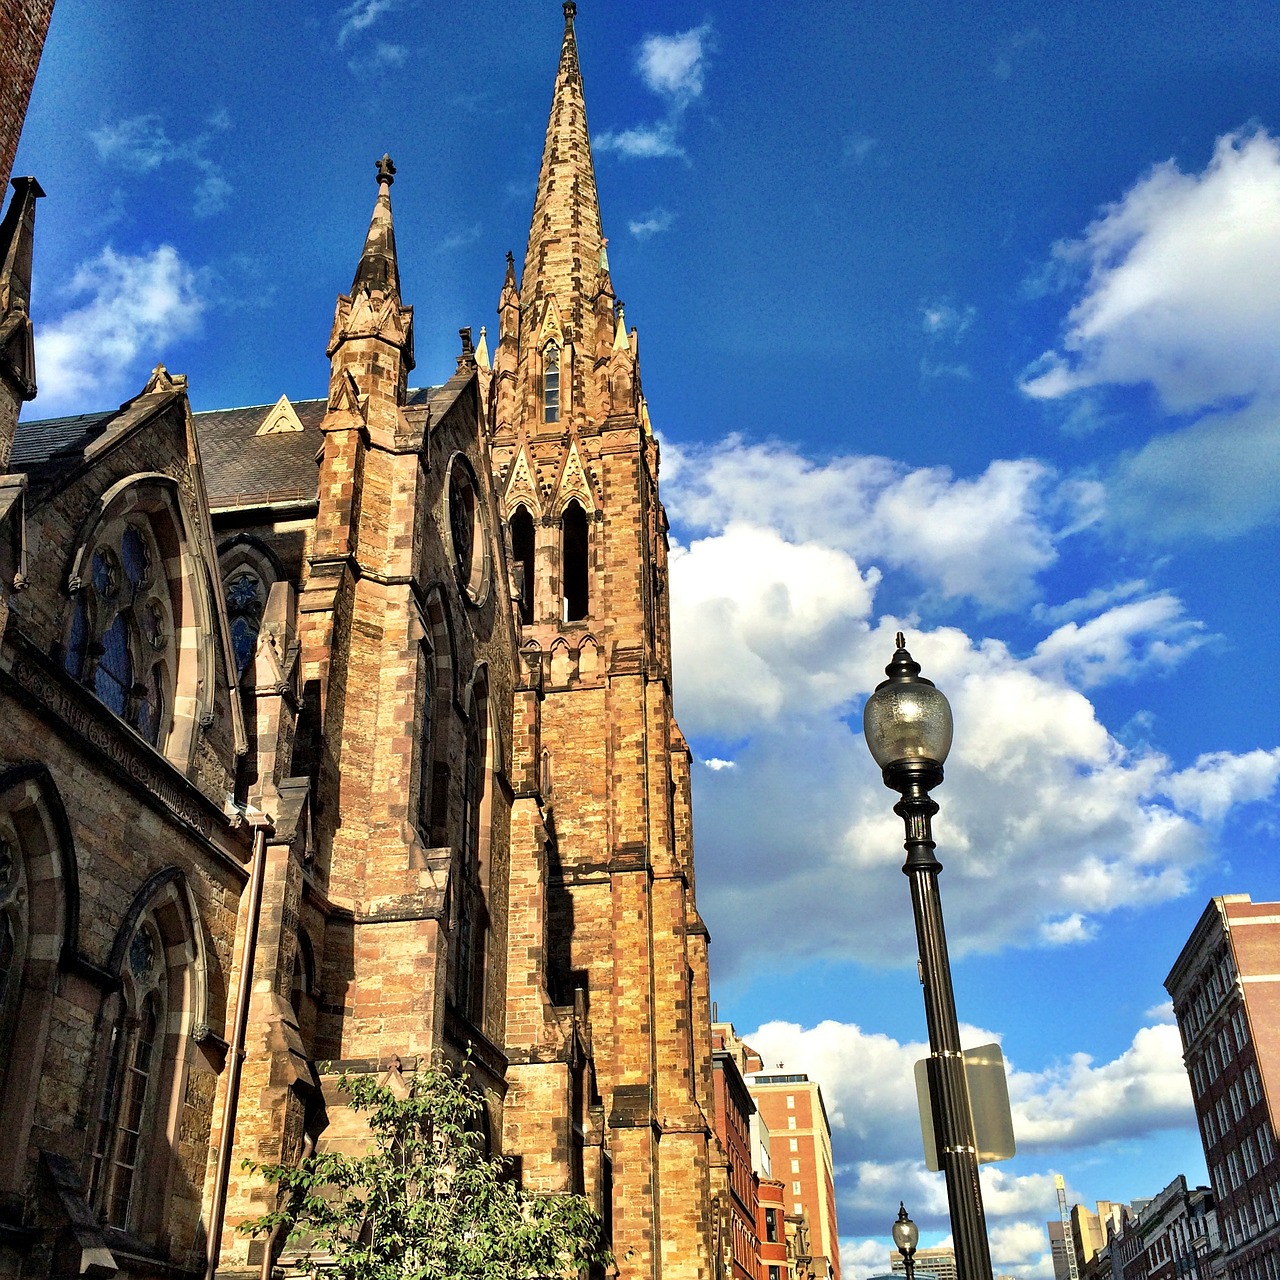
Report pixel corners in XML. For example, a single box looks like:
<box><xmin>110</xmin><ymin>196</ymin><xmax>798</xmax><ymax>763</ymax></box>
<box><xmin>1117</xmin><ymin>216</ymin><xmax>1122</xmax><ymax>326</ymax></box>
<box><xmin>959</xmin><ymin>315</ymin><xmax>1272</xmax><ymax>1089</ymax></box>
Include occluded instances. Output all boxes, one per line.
<box><xmin>88</xmin><ymin>869</ymin><xmax>206</xmax><ymax>1243</ymax></box>
<box><xmin>64</xmin><ymin>476</ymin><xmax>216</xmax><ymax>768</ymax></box>
<box><xmin>0</xmin><ymin>765</ymin><xmax>78</xmax><ymax>1211</ymax></box>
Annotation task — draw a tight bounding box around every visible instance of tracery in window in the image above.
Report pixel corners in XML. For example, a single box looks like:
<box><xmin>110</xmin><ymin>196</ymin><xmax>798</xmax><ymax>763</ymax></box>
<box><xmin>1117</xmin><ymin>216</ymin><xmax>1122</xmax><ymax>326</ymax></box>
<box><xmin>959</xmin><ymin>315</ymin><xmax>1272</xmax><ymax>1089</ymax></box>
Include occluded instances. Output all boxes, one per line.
<box><xmin>85</xmin><ymin>872</ymin><xmax>204</xmax><ymax>1245</ymax></box>
<box><xmin>543</xmin><ymin>342</ymin><xmax>560</xmax><ymax>423</ymax></box>
<box><xmin>91</xmin><ymin>920</ymin><xmax>165</xmax><ymax>1230</ymax></box>
<box><xmin>446</xmin><ymin>456</ymin><xmax>490</xmax><ymax>605</ymax></box>
<box><xmin>226</xmin><ymin>568</ymin><xmax>267</xmax><ymax>677</ymax></box>
<box><xmin>64</xmin><ymin>518</ymin><xmax>174</xmax><ymax>748</ymax></box>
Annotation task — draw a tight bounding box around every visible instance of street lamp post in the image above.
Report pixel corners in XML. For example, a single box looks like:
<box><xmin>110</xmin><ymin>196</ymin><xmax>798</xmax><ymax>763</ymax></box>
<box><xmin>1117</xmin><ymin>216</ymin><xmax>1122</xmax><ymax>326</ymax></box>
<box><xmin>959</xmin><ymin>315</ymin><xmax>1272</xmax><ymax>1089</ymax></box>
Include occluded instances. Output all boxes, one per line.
<box><xmin>893</xmin><ymin>1202</ymin><xmax>919</xmax><ymax>1280</ymax></box>
<box><xmin>864</xmin><ymin>633</ymin><xmax>993</xmax><ymax>1280</ymax></box>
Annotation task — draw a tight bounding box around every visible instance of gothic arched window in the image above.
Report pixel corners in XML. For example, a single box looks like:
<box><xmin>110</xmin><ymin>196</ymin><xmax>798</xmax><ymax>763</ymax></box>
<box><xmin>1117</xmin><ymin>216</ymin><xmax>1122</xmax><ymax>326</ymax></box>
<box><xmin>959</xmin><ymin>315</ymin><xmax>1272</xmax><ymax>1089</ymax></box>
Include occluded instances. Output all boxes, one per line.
<box><xmin>561</xmin><ymin>500</ymin><xmax>589</xmax><ymax>622</ymax></box>
<box><xmin>417</xmin><ymin>639</ymin><xmax>435</xmax><ymax>836</ymax></box>
<box><xmin>91</xmin><ymin>921</ymin><xmax>165</xmax><ymax>1230</ymax></box>
<box><xmin>455</xmin><ymin>689</ymin><xmax>487</xmax><ymax>1025</ymax></box>
<box><xmin>543</xmin><ymin>341</ymin><xmax>560</xmax><ymax>423</ymax></box>
<box><xmin>86</xmin><ymin>873</ymin><xmax>205</xmax><ymax>1246</ymax></box>
<box><xmin>226</xmin><ymin>568</ymin><xmax>267</xmax><ymax>677</ymax></box>
<box><xmin>510</xmin><ymin>505</ymin><xmax>535</xmax><ymax>625</ymax></box>
<box><xmin>65</xmin><ymin>519</ymin><xmax>174</xmax><ymax>747</ymax></box>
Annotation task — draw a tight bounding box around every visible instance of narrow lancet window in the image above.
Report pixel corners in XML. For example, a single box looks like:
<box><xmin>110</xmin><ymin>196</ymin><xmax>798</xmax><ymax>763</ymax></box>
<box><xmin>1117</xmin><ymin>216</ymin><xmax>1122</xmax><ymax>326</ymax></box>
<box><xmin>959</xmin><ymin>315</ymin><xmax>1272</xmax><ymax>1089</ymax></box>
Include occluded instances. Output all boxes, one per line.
<box><xmin>543</xmin><ymin>342</ymin><xmax>560</xmax><ymax>423</ymax></box>
<box><xmin>510</xmin><ymin>506</ymin><xmax>535</xmax><ymax>624</ymax></box>
<box><xmin>561</xmin><ymin>501</ymin><xmax>589</xmax><ymax>622</ymax></box>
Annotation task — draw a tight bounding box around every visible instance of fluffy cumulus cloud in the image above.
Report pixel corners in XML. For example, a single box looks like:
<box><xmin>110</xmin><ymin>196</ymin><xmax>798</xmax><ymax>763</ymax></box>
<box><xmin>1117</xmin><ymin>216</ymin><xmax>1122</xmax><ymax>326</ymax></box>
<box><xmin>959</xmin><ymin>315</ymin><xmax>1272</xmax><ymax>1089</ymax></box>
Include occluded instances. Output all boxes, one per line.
<box><xmin>629</xmin><ymin>207</ymin><xmax>675</xmax><ymax>239</ymax></box>
<box><xmin>91</xmin><ymin>112</ymin><xmax>232</xmax><ymax>217</ymax></box>
<box><xmin>1021</xmin><ymin>127</ymin><xmax>1280</xmax><ymax>537</ymax></box>
<box><xmin>746</xmin><ymin>1017</ymin><xmax>1192</xmax><ymax>1274</ymax></box>
<box><xmin>596</xmin><ymin>23</ymin><xmax>712</xmax><ymax>162</ymax></box>
<box><xmin>661</xmin><ymin>432</ymin><xmax>1280</xmax><ymax>976</ymax></box>
<box><xmin>36</xmin><ymin>245</ymin><xmax>205</xmax><ymax>411</ymax></box>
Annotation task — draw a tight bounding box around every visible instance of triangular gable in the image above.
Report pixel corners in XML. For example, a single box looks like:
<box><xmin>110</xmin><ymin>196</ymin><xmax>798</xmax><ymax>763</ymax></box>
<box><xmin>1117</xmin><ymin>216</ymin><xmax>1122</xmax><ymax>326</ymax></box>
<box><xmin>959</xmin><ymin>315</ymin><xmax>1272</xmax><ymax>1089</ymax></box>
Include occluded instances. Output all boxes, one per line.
<box><xmin>552</xmin><ymin>439</ymin><xmax>599</xmax><ymax>513</ymax></box>
<box><xmin>538</xmin><ymin>295</ymin><xmax>564</xmax><ymax>346</ymax></box>
<box><xmin>503</xmin><ymin>444</ymin><xmax>541</xmax><ymax>516</ymax></box>
<box><xmin>257</xmin><ymin>394</ymin><xmax>305</xmax><ymax>435</ymax></box>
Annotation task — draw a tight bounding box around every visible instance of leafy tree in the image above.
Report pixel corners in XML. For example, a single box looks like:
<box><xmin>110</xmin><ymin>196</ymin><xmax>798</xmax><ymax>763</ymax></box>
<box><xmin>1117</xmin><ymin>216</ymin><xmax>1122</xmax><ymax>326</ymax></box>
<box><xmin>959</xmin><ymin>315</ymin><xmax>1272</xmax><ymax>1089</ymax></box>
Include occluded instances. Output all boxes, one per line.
<box><xmin>241</xmin><ymin>1057</ymin><xmax>612</xmax><ymax>1280</ymax></box>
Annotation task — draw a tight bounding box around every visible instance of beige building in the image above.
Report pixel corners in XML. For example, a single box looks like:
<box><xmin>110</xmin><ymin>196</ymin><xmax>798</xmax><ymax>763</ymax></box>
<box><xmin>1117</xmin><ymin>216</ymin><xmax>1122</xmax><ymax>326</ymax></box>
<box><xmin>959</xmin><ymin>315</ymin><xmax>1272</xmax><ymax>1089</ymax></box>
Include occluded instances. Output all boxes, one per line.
<box><xmin>747</xmin><ymin>1072</ymin><xmax>841</xmax><ymax>1280</ymax></box>
<box><xmin>0</xmin><ymin>5</ymin><xmax>716</xmax><ymax>1279</ymax></box>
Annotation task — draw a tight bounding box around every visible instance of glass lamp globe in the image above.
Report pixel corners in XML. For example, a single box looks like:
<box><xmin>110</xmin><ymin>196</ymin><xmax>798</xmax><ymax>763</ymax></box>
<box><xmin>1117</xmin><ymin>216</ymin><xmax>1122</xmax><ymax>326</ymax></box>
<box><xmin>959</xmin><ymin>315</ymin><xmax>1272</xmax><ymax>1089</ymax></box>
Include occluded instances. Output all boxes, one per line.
<box><xmin>864</xmin><ymin>634</ymin><xmax>953</xmax><ymax>771</ymax></box>
<box><xmin>892</xmin><ymin>1202</ymin><xmax>919</xmax><ymax>1254</ymax></box>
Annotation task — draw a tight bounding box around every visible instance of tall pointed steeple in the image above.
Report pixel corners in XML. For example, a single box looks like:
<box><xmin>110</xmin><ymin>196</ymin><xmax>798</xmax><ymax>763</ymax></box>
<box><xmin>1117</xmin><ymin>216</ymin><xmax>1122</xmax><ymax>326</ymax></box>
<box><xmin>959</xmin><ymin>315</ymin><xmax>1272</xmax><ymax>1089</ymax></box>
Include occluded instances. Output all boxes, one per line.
<box><xmin>352</xmin><ymin>154</ymin><xmax>401</xmax><ymax>297</ymax></box>
<box><xmin>521</xmin><ymin>0</ymin><xmax>604</xmax><ymax>338</ymax></box>
<box><xmin>326</xmin><ymin>155</ymin><xmax>414</xmax><ymax>432</ymax></box>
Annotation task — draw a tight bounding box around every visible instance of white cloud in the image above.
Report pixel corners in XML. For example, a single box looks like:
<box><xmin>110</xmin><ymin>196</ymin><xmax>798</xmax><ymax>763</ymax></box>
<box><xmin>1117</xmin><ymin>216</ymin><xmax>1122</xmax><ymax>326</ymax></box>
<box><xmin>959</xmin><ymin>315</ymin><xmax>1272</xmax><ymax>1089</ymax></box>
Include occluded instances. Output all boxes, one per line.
<box><xmin>636</xmin><ymin>24</ymin><xmax>713</xmax><ymax>104</ymax></box>
<box><xmin>661</xmin><ymin>431</ymin><xmax>1280</xmax><ymax>970</ymax></box>
<box><xmin>703</xmin><ymin>758</ymin><xmax>736</xmax><ymax>771</ymax></box>
<box><xmin>1161</xmin><ymin>748</ymin><xmax>1280</xmax><ymax>822</ymax></box>
<box><xmin>1020</xmin><ymin>127</ymin><xmax>1280</xmax><ymax>538</ymax></box>
<box><xmin>438</xmin><ymin>222</ymin><xmax>482</xmax><ymax>252</ymax></box>
<box><xmin>665</xmin><ymin>435</ymin><xmax>1081</xmax><ymax>613</ymax></box>
<box><xmin>337</xmin><ymin>0</ymin><xmax>396</xmax><ymax>46</ymax></box>
<box><xmin>35</xmin><ymin>245</ymin><xmax>205</xmax><ymax>412</ymax></box>
<box><xmin>595</xmin><ymin>122</ymin><xmax>684</xmax><ymax>161</ymax></box>
<box><xmin>1029</xmin><ymin>593</ymin><xmax>1206</xmax><ymax>688</ymax></box>
<box><xmin>597</xmin><ymin>24</ymin><xmax>713</xmax><ymax>163</ymax></box>
<box><xmin>629</xmin><ymin>207</ymin><xmax>674</xmax><ymax>239</ymax></box>
<box><xmin>1010</xmin><ymin>1024</ymin><xmax>1193</xmax><ymax>1149</ymax></box>
<box><xmin>922</xmin><ymin>300</ymin><xmax>976</xmax><ymax>339</ymax></box>
<box><xmin>91</xmin><ymin>113</ymin><xmax>232</xmax><ymax>217</ymax></box>
<box><xmin>1022</xmin><ymin>129</ymin><xmax>1280</xmax><ymax>411</ymax></box>
<box><xmin>745</xmin><ymin>1017</ymin><xmax>1194</xmax><ymax>1245</ymax></box>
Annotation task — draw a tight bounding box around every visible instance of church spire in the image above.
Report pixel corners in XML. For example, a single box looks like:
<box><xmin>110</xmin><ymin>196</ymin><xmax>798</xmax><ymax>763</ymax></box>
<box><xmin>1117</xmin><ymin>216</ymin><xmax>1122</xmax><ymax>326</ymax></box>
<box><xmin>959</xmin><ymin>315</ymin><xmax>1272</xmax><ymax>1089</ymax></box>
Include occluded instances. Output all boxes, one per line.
<box><xmin>521</xmin><ymin>0</ymin><xmax>604</xmax><ymax>335</ymax></box>
<box><xmin>352</xmin><ymin>154</ymin><xmax>401</xmax><ymax>298</ymax></box>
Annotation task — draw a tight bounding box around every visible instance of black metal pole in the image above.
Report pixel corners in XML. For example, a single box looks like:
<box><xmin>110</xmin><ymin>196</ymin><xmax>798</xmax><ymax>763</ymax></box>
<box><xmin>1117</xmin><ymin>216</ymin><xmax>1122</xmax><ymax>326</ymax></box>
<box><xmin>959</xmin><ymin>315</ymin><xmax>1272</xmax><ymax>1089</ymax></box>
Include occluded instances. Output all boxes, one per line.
<box><xmin>891</xmin><ymin>763</ymin><xmax>993</xmax><ymax>1280</ymax></box>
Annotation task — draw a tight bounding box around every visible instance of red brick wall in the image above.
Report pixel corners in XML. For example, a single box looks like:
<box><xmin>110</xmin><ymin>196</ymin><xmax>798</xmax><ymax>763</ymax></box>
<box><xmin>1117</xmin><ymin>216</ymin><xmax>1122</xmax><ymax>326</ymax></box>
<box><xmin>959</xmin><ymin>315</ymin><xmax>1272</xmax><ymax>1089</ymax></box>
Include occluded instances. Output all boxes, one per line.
<box><xmin>0</xmin><ymin>0</ymin><xmax>54</xmax><ymax>188</ymax></box>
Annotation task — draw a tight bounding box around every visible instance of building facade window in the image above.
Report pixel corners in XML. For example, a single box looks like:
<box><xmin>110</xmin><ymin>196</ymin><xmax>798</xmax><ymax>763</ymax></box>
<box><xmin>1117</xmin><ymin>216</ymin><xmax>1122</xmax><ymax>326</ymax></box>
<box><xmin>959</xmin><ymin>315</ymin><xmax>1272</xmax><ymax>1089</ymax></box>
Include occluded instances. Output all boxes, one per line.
<box><xmin>85</xmin><ymin>873</ymin><xmax>204</xmax><ymax>1246</ymax></box>
<box><xmin>543</xmin><ymin>342</ymin><xmax>560</xmax><ymax>423</ymax></box>
<box><xmin>66</xmin><ymin>519</ymin><xmax>175</xmax><ymax>748</ymax></box>
<box><xmin>225</xmin><ymin>567</ymin><xmax>267</xmax><ymax>676</ymax></box>
<box><xmin>454</xmin><ymin>683</ymin><xmax>489</xmax><ymax>1028</ymax></box>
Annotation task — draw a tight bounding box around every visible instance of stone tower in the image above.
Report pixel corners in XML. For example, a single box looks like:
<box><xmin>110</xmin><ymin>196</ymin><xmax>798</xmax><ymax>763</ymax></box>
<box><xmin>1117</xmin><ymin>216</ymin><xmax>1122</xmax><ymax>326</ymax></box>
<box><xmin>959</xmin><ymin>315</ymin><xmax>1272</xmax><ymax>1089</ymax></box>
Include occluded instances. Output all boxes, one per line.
<box><xmin>492</xmin><ymin>5</ymin><xmax>716</xmax><ymax>1277</ymax></box>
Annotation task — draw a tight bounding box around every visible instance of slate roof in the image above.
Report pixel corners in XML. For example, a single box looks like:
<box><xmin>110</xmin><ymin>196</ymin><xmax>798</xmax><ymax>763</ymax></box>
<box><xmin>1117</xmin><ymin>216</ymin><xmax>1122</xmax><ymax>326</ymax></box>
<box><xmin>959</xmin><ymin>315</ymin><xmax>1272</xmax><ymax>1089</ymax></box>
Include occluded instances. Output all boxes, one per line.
<box><xmin>196</xmin><ymin>398</ymin><xmax>328</xmax><ymax>508</ymax></box>
<box><xmin>12</xmin><ymin>386</ymin><xmax>446</xmax><ymax>510</ymax></box>
<box><xmin>10</xmin><ymin>410</ymin><xmax>120</xmax><ymax>471</ymax></box>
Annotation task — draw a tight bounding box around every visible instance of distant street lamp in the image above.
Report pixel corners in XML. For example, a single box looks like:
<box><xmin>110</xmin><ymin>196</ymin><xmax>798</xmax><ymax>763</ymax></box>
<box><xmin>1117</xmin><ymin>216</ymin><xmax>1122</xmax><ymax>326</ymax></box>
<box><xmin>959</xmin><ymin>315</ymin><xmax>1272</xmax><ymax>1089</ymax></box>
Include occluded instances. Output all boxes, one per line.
<box><xmin>864</xmin><ymin>633</ymin><xmax>993</xmax><ymax>1280</ymax></box>
<box><xmin>893</xmin><ymin>1202</ymin><xmax>919</xmax><ymax>1280</ymax></box>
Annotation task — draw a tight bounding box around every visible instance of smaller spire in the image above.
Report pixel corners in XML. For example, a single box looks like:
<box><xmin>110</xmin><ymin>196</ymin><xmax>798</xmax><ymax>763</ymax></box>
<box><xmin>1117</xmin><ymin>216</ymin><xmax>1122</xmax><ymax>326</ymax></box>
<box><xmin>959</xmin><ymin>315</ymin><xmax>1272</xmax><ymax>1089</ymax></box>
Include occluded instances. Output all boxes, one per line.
<box><xmin>563</xmin><ymin>1</ymin><xmax>576</xmax><ymax>25</ymax></box>
<box><xmin>352</xmin><ymin>154</ymin><xmax>400</xmax><ymax>296</ymax></box>
<box><xmin>613</xmin><ymin>301</ymin><xmax>628</xmax><ymax>352</ymax></box>
<box><xmin>475</xmin><ymin>326</ymin><xmax>490</xmax><ymax>370</ymax></box>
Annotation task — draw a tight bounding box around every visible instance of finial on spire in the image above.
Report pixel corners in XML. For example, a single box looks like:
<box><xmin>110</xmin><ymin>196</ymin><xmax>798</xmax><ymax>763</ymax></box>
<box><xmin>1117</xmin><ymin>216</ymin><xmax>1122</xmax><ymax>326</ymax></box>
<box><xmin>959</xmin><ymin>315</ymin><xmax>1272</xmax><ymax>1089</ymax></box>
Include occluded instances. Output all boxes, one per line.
<box><xmin>352</xmin><ymin>158</ymin><xmax>401</xmax><ymax>296</ymax></box>
<box><xmin>563</xmin><ymin>1</ymin><xmax>576</xmax><ymax>24</ymax></box>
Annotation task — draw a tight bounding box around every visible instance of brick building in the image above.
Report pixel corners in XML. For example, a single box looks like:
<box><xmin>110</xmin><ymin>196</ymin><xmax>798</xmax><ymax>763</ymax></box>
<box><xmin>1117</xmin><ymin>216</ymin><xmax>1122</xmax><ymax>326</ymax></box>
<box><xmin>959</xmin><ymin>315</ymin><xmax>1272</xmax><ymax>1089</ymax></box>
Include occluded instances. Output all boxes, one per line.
<box><xmin>757</xmin><ymin>1178</ymin><xmax>790</xmax><ymax>1280</ymax></box>
<box><xmin>746</xmin><ymin>1072</ymin><xmax>840</xmax><ymax>1280</ymax></box>
<box><xmin>1167</xmin><ymin>895</ymin><xmax>1280</xmax><ymax>1276</ymax></box>
<box><xmin>0</xmin><ymin>0</ymin><xmax>53</xmax><ymax>189</ymax></box>
<box><xmin>711</xmin><ymin>1024</ymin><xmax>762</xmax><ymax>1280</ymax></box>
<box><xmin>0</xmin><ymin>6</ymin><xmax>716</xmax><ymax>1280</ymax></box>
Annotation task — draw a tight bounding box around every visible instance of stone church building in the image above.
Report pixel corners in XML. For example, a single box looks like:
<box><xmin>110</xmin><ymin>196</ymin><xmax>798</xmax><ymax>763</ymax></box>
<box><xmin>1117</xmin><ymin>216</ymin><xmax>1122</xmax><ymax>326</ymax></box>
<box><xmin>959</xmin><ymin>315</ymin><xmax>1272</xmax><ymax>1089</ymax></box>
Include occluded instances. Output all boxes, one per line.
<box><xmin>0</xmin><ymin>5</ymin><xmax>724</xmax><ymax>1278</ymax></box>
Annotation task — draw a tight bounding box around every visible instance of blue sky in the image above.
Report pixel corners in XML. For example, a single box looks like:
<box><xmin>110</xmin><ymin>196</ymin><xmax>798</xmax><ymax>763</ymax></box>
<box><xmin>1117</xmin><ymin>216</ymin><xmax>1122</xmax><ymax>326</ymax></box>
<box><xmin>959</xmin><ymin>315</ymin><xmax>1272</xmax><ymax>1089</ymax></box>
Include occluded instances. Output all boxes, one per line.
<box><xmin>15</xmin><ymin>0</ymin><xmax>1280</xmax><ymax>1274</ymax></box>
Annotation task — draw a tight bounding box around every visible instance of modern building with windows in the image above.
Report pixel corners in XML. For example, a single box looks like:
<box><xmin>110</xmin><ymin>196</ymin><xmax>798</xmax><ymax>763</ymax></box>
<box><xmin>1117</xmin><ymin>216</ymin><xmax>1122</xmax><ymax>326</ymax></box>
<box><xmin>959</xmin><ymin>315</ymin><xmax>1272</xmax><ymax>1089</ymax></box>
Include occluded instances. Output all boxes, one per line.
<box><xmin>0</xmin><ymin>6</ymin><xmax>717</xmax><ymax>1279</ymax></box>
<box><xmin>1167</xmin><ymin>895</ymin><xmax>1280</xmax><ymax>1277</ymax></box>
<box><xmin>746</xmin><ymin>1071</ymin><xmax>841</xmax><ymax>1280</ymax></box>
